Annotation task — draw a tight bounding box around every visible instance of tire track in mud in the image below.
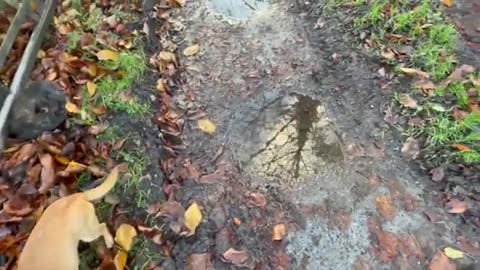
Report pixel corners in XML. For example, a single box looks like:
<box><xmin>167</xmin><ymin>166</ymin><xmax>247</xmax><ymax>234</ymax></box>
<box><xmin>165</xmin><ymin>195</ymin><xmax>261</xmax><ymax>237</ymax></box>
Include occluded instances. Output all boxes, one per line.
<box><xmin>164</xmin><ymin>0</ymin><xmax>476</xmax><ymax>269</ymax></box>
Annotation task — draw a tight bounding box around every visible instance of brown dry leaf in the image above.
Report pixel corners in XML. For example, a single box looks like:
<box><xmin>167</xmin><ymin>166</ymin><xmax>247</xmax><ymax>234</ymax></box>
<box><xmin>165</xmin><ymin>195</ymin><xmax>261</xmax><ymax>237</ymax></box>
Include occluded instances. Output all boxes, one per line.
<box><xmin>399</xmin><ymin>94</ymin><xmax>418</xmax><ymax>109</ymax></box>
<box><xmin>246</xmin><ymin>192</ymin><xmax>267</xmax><ymax>208</ymax></box>
<box><xmin>90</xmin><ymin>104</ymin><xmax>107</xmax><ymax>115</ymax></box>
<box><xmin>428</xmin><ymin>250</ymin><xmax>456</xmax><ymax>270</ymax></box>
<box><xmin>198</xmin><ymin>118</ymin><xmax>216</xmax><ymax>134</ymax></box>
<box><xmin>414</xmin><ymin>80</ymin><xmax>436</xmax><ymax>94</ymax></box>
<box><xmin>171</xmin><ymin>0</ymin><xmax>186</xmax><ymax>7</ymax></box>
<box><xmin>183</xmin><ymin>44</ymin><xmax>200</xmax><ymax>57</ymax></box>
<box><xmin>156</xmin><ymin>79</ymin><xmax>168</xmax><ymax>92</ymax></box>
<box><xmin>445</xmin><ymin>64</ymin><xmax>475</xmax><ymax>85</ymax></box>
<box><xmin>185</xmin><ymin>202</ymin><xmax>202</xmax><ymax>236</ymax></box>
<box><xmin>3</xmin><ymin>197</ymin><xmax>33</xmax><ymax>217</ymax></box>
<box><xmin>96</xmin><ymin>50</ymin><xmax>119</xmax><ymax>61</ymax></box>
<box><xmin>375</xmin><ymin>195</ymin><xmax>396</xmax><ymax>220</ymax></box>
<box><xmin>399</xmin><ymin>67</ymin><xmax>430</xmax><ymax>79</ymax></box>
<box><xmin>376</xmin><ymin>230</ymin><xmax>398</xmax><ymax>262</ymax></box>
<box><xmin>446</xmin><ymin>199</ymin><xmax>468</xmax><ymax>214</ymax></box>
<box><xmin>81</xmin><ymin>64</ymin><xmax>98</xmax><ymax>77</ymax></box>
<box><xmin>88</xmin><ymin>123</ymin><xmax>109</xmax><ymax>135</ymax></box>
<box><xmin>453</xmin><ymin>143</ymin><xmax>472</xmax><ymax>152</ymax></box>
<box><xmin>442</xmin><ymin>0</ymin><xmax>454</xmax><ymax>7</ymax></box>
<box><xmin>86</xmin><ymin>80</ymin><xmax>96</xmax><ymax>96</ymax></box>
<box><xmin>114</xmin><ymin>224</ymin><xmax>137</xmax><ymax>270</ymax></box>
<box><xmin>233</xmin><ymin>217</ymin><xmax>242</xmax><ymax>225</ymax></box>
<box><xmin>222</xmin><ymin>248</ymin><xmax>252</xmax><ymax>268</ymax></box>
<box><xmin>39</xmin><ymin>153</ymin><xmax>56</xmax><ymax>193</ymax></box>
<box><xmin>65</xmin><ymin>101</ymin><xmax>81</xmax><ymax>114</ymax></box>
<box><xmin>401</xmin><ymin>137</ymin><xmax>420</xmax><ymax>160</ymax></box>
<box><xmin>272</xmin><ymin>224</ymin><xmax>287</xmax><ymax>241</ymax></box>
<box><xmin>186</xmin><ymin>253</ymin><xmax>214</xmax><ymax>270</ymax></box>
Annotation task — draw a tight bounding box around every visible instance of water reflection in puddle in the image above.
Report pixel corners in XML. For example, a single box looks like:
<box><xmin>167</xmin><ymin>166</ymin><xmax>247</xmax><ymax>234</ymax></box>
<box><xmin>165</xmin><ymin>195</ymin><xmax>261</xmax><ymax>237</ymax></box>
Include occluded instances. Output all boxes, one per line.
<box><xmin>232</xmin><ymin>93</ymin><xmax>344</xmax><ymax>186</ymax></box>
<box><xmin>207</xmin><ymin>0</ymin><xmax>270</xmax><ymax>20</ymax></box>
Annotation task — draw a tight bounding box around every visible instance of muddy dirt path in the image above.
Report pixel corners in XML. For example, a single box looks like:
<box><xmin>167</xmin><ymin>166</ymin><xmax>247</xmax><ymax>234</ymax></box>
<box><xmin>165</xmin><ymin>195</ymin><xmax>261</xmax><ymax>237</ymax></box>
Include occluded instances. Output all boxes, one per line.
<box><xmin>164</xmin><ymin>0</ymin><xmax>478</xmax><ymax>269</ymax></box>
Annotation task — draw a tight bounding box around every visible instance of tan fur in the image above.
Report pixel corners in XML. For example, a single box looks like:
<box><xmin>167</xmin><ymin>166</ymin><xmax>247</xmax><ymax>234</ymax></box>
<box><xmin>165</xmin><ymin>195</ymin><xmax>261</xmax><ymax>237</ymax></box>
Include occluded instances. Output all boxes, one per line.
<box><xmin>17</xmin><ymin>166</ymin><xmax>120</xmax><ymax>270</ymax></box>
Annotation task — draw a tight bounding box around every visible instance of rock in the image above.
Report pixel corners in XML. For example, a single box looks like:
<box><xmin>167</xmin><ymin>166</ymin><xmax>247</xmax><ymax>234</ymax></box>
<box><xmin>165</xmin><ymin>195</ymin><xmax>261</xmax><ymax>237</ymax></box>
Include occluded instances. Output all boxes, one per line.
<box><xmin>0</xmin><ymin>81</ymin><xmax>66</xmax><ymax>140</ymax></box>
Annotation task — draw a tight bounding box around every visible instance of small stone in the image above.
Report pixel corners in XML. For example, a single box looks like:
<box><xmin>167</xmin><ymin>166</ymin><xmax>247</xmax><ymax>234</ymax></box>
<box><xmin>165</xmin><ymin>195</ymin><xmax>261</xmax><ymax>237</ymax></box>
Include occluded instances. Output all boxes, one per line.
<box><xmin>430</xmin><ymin>167</ymin><xmax>445</xmax><ymax>182</ymax></box>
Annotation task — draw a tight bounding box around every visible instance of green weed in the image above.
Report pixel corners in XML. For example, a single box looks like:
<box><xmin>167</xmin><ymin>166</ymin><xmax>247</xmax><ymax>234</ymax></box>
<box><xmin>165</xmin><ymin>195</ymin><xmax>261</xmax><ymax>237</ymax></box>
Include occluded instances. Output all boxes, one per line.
<box><xmin>66</xmin><ymin>30</ymin><xmax>82</xmax><ymax>52</ymax></box>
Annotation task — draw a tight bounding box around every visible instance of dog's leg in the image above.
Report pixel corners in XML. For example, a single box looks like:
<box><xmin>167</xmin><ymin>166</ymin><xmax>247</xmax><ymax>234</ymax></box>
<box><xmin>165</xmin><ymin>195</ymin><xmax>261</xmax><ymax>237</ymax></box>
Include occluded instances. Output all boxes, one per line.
<box><xmin>79</xmin><ymin>203</ymin><xmax>114</xmax><ymax>248</ymax></box>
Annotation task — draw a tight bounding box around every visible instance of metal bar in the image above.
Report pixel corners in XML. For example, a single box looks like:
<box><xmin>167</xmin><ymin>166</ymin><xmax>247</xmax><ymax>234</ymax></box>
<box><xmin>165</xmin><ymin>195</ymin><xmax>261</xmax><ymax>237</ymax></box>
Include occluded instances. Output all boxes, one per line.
<box><xmin>0</xmin><ymin>0</ymin><xmax>56</xmax><ymax>152</ymax></box>
<box><xmin>0</xmin><ymin>1</ymin><xmax>28</xmax><ymax>69</ymax></box>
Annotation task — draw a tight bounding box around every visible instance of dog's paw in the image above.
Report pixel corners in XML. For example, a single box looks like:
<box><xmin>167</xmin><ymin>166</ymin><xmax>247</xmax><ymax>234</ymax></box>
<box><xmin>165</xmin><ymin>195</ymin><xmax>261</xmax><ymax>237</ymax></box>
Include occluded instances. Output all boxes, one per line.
<box><xmin>104</xmin><ymin>233</ymin><xmax>114</xmax><ymax>248</ymax></box>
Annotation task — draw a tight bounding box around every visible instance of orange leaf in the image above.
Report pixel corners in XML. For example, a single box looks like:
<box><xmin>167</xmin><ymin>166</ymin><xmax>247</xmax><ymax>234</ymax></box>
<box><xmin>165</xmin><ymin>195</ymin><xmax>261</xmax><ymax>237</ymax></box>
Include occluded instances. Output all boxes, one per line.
<box><xmin>96</xmin><ymin>50</ymin><xmax>119</xmax><ymax>61</ymax></box>
<box><xmin>86</xmin><ymin>81</ymin><xmax>96</xmax><ymax>96</ymax></box>
<box><xmin>428</xmin><ymin>250</ymin><xmax>455</xmax><ymax>270</ymax></box>
<box><xmin>453</xmin><ymin>144</ymin><xmax>472</xmax><ymax>152</ymax></box>
<box><xmin>65</xmin><ymin>101</ymin><xmax>81</xmax><ymax>113</ymax></box>
<box><xmin>375</xmin><ymin>195</ymin><xmax>396</xmax><ymax>220</ymax></box>
<box><xmin>442</xmin><ymin>0</ymin><xmax>454</xmax><ymax>7</ymax></box>
<box><xmin>272</xmin><ymin>224</ymin><xmax>287</xmax><ymax>241</ymax></box>
<box><xmin>446</xmin><ymin>199</ymin><xmax>468</xmax><ymax>214</ymax></box>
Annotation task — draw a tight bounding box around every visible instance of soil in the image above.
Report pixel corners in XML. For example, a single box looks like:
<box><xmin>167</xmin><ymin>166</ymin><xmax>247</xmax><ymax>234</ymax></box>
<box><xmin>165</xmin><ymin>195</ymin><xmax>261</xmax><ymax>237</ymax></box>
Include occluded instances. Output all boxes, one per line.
<box><xmin>125</xmin><ymin>0</ymin><xmax>480</xmax><ymax>269</ymax></box>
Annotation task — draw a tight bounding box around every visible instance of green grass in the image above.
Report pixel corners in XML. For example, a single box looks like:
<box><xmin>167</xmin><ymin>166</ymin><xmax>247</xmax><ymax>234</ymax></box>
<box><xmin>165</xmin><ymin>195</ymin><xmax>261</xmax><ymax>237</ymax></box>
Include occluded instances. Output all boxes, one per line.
<box><xmin>88</xmin><ymin>51</ymin><xmax>150</xmax><ymax>116</ymax></box>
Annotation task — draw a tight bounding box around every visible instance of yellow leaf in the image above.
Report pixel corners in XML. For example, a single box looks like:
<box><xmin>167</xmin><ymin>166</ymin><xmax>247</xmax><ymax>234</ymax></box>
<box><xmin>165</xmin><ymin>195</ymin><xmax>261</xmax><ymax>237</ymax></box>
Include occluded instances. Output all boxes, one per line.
<box><xmin>65</xmin><ymin>160</ymin><xmax>87</xmax><ymax>173</ymax></box>
<box><xmin>37</xmin><ymin>50</ymin><xmax>46</xmax><ymax>59</ymax></box>
<box><xmin>86</xmin><ymin>81</ymin><xmax>96</xmax><ymax>96</ymax></box>
<box><xmin>54</xmin><ymin>155</ymin><xmax>70</xmax><ymax>165</ymax></box>
<box><xmin>442</xmin><ymin>0</ymin><xmax>454</xmax><ymax>7</ymax></box>
<box><xmin>65</xmin><ymin>101</ymin><xmax>81</xmax><ymax>114</ymax></box>
<box><xmin>443</xmin><ymin>247</ymin><xmax>464</xmax><ymax>259</ymax></box>
<box><xmin>115</xmin><ymin>224</ymin><xmax>137</xmax><ymax>250</ymax></box>
<box><xmin>185</xmin><ymin>202</ymin><xmax>202</xmax><ymax>236</ymax></box>
<box><xmin>156</xmin><ymin>79</ymin><xmax>168</xmax><ymax>92</ymax></box>
<box><xmin>96</xmin><ymin>49</ymin><xmax>119</xmax><ymax>61</ymax></box>
<box><xmin>183</xmin><ymin>44</ymin><xmax>200</xmax><ymax>57</ymax></box>
<box><xmin>197</xmin><ymin>118</ymin><xmax>216</xmax><ymax>134</ymax></box>
<box><xmin>114</xmin><ymin>224</ymin><xmax>137</xmax><ymax>270</ymax></box>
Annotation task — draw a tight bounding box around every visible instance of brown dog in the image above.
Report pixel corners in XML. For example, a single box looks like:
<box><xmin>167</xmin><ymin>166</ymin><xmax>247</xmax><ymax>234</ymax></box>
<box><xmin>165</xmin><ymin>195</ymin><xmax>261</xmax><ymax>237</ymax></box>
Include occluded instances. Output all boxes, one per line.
<box><xmin>17</xmin><ymin>165</ymin><xmax>121</xmax><ymax>270</ymax></box>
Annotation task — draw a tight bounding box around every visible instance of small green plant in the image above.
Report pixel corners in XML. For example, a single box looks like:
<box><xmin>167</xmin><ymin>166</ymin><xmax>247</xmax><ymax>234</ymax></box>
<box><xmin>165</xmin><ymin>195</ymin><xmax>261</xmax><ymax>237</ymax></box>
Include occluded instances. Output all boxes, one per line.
<box><xmin>66</xmin><ymin>30</ymin><xmax>82</xmax><ymax>52</ymax></box>
<box><xmin>84</xmin><ymin>8</ymin><xmax>102</xmax><ymax>32</ymax></box>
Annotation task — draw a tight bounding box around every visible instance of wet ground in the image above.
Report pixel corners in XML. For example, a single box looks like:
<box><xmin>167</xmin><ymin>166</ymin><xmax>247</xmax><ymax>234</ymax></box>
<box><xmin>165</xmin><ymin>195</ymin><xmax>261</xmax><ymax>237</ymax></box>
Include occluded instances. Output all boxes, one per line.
<box><xmin>140</xmin><ymin>0</ymin><xmax>480</xmax><ymax>269</ymax></box>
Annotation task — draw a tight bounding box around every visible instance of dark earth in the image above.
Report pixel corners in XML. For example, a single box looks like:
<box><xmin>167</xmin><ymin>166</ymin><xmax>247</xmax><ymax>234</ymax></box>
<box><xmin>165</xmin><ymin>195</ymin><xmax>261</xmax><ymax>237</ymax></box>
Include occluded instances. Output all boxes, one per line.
<box><xmin>110</xmin><ymin>0</ymin><xmax>480</xmax><ymax>269</ymax></box>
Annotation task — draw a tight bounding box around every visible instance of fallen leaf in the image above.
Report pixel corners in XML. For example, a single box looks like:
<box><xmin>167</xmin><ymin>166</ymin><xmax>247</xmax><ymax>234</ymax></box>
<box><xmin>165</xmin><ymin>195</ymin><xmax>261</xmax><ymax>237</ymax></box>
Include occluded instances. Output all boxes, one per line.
<box><xmin>444</xmin><ymin>64</ymin><xmax>475</xmax><ymax>85</ymax></box>
<box><xmin>185</xmin><ymin>202</ymin><xmax>202</xmax><ymax>236</ymax></box>
<box><xmin>233</xmin><ymin>217</ymin><xmax>242</xmax><ymax>225</ymax></box>
<box><xmin>183</xmin><ymin>44</ymin><xmax>200</xmax><ymax>56</ymax></box>
<box><xmin>222</xmin><ymin>248</ymin><xmax>253</xmax><ymax>268</ymax></box>
<box><xmin>96</xmin><ymin>49</ymin><xmax>119</xmax><ymax>61</ymax></box>
<box><xmin>446</xmin><ymin>199</ymin><xmax>468</xmax><ymax>214</ymax></box>
<box><xmin>37</xmin><ymin>50</ymin><xmax>46</xmax><ymax>58</ymax></box>
<box><xmin>381</xmin><ymin>49</ymin><xmax>395</xmax><ymax>60</ymax></box>
<box><xmin>399</xmin><ymin>67</ymin><xmax>430</xmax><ymax>79</ymax></box>
<box><xmin>376</xmin><ymin>230</ymin><xmax>398</xmax><ymax>262</ymax></box>
<box><xmin>114</xmin><ymin>224</ymin><xmax>137</xmax><ymax>270</ymax></box>
<box><xmin>171</xmin><ymin>0</ymin><xmax>186</xmax><ymax>7</ymax></box>
<box><xmin>198</xmin><ymin>118</ymin><xmax>216</xmax><ymax>134</ymax></box>
<box><xmin>246</xmin><ymin>192</ymin><xmax>267</xmax><ymax>208</ymax></box>
<box><xmin>65</xmin><ymin>160</ymin><xmax>87</xmax><ymax>174</ymax></box>
<box><xmin>401</xmin><ymin>137</ymin><xmax>420</xmax><ymax>160</ymax></box>
<box><xmin>453</xmin><ymin>143</ymin><xmax>472</xmax><ymax>152</ymax></box>
<box><xmin>156</xmin><ymin>79</ymin><xmax>168</xmax><ymax>92</ymax></box>
<box><xmin>399</xmin><ymin>95</ymin><xmax>418</xmax><ymax>109</ymax></box>
<box><xmin>430</xmin><ymin>167</ymin><xmax>445</xmax><ymax>182</ymax></box>
<box><xmin>442</xmin><ymin>0</ymin><xmax>454</xmax><ymax>7</ymax></box>
<box><xmin>86</xmin><ymin>80</ymin><xmax>96</xmax><ymax>96</ymax></box>
<box><xmin>444</xmin><ymin>247</ymin><xmax>464</xmax><ymax>259</ymax></box>
<box><xmin>186</xmin><ymin>253</ymin><xmax>214</xmax><ymax>270</ymax></box>
<box><xmin>414</xmin><ymin>79</ymin><xmax>436</xmax><ymax>93</ymax></box>
<box><xmin>39</xmin><ymin>153</ymin><xmax>56</xmax><ymax>193</ymax></box>
<box><xmin>159</xmin><ymin>51</ymin><xmax>177</xmax><ymax>64</ymax></box>
<box><xmin>429</xmin><ymin>250</ymin><xmax>455</xmax><ymax>270</ymax></box>
<box><xmin>65</xmin><ymin>101</ymin><xmax>81</xmax><ymax>114</ymax></box>
<box><xmin>272</xmin><ymin>224</ymin><xmax>287</xmax><ymax>241</ymax></box>
<box><xmin>90</xmin><ymin>104</ymin><xmax>107</xmax><ymax>115</ymax></box>
<box><xmin>3</xmin><ymin>197</ymin><xmax>33</xmax><ymax>216</ymax></box>
<box><xmin>46</xmin><ymin>71</ymin><xmax>57</xmax><ymax>81</ymax></box>
<box><xmin>375</xmin><ymin>195</ymin><xmax>396</xmax><ymax>220</ymax></box>
<box><xmin>88</xmin><ymin>123</ymin><xmax>109</xmax><ymax>135</ymax></box>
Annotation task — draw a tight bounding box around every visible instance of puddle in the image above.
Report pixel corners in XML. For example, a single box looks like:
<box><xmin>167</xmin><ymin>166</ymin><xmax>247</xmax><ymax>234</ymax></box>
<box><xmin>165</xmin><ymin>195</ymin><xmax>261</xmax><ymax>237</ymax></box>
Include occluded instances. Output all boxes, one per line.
<box><xmin>207</xmin><ymin>0</ymin><xmax>270</xmax><ymax>20</ymax></box>
<box><xmin>231</xmin><ymin>93</ymin><xmax>344</xmax><ymax>186</ymax></box>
